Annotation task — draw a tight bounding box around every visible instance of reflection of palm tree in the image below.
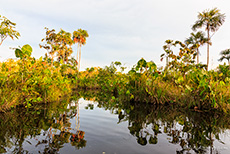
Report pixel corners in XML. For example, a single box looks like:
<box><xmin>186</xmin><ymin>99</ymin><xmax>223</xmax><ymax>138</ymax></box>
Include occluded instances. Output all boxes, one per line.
<box><xmin>70</xmin><ymin>100</ymin><xmax>87</xmax><ymax>149</ymax></box>
<box><xmin>75</xmin><ymin>101</ymin><xmax>80</xmax><ymax>131</ymax></box>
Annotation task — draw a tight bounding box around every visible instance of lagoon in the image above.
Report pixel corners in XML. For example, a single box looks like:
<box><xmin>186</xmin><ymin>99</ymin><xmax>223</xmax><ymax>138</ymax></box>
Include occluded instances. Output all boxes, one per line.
<box><xmin>1</xmin><ymin>95</ymin><xmax>230</xmax><ymax>154</ymax></box>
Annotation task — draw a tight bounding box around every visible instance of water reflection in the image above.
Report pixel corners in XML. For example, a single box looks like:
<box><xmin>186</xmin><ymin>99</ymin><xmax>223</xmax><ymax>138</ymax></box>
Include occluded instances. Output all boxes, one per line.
<box><xmin>0</xmin><ymin>99</ymin><xmax>86</xmax><ymax>153</ymax></box>
<box><xmin>0</xmin><ymin>90</ymin><xmax>230</xmax><ymax>154</ymax></box>
<box><xmin>81</xmin><ymin>90</ymin><xmax>230</xmax><ymax>154</ymax></box>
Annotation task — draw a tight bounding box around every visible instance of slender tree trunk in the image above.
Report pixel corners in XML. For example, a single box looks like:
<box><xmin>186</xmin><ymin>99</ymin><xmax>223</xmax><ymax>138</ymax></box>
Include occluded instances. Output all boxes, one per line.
<box><xmin>77</xmin><ymin>43</ymin><xmax>80</xmax><ymax>70</ymax></box>
<box><xmin>197</xmin><ymin>48</ymin><xmax>199</xmax><ymax>64</ymax></box>
<box><xmin>78</xmin><ymin>45</ymin><xmax>81</xmax><ymax>70</ymax></box>
<box><xmin>207</xmin><ymin>26</ymin><xmax>210</xmax><ymax>71</ymax></box>
<box><xmin>51</xmin><ymin>55</ymin><xmax>54</xmax><ymax>67</ymax></box>
<box><xmin>228</xmin><ymin>60</ymin><xmax>230</xmax><ymax>70</ymax></box>
<box><xmin>51</xmin><ymin>53</ymin><xmax>54</xmax><ymax>74</ymax></box>
<box><xmin>75</xmin><ymin>100</ymin><xmax>80</xmax><ymax>131</ymax></box>
<box><xmin>0</xmin><ymin>36</ymin><xmax>6</xmax><ymax>46</ymax></box>
<box><xmin>63</xmin><ymin>51</ymin><xmax>65</xmax><ymax>64</ymax></box>
<box><xmin>166</xmin><ymin>56</ymin><xmax>168</xmax><ymax>67</ymax></box>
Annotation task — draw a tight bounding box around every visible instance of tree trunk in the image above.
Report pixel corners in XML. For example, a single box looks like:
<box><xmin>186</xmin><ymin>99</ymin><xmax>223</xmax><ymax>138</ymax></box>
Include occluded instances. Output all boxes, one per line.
<box><xmin>78</xmin><ymin>45</ymin><xmax>81</xmax><ymax>70</ymax></box>
<box><xmin>166</xmin><ymin>56</ymin><xmax>169</xmax><ymax>68</ymax></box>
<box><xmin>77</xmin><ymin>43</ymin><xmax>80</xmax><ymax>70</ymax></box>
<box><xmin>0</xmin><ymin>36</ymin><xmax>6</xmax><ymax>46</ymax></box>
<box><xmin>197</xmin><ymin>48</ymin><xmax>199</xmax><ymax>64</ymax></box>
<box><xmin>51</xmin><ymin>54</ymin><xmax>54</xmax><ymax>67</ymax></box>
<box><xmin>228</xmin><ymin>60</ymin><xmax>230</xmax><ymax>70</ymax></box>
<box><xmin>63</xmin><ymin>51</ymin><xmax>65</xmax><ymax>64</ymax></box>
<box><xmin>207</xmin><ymin>25</ymin><xmax>210</xmax><ymax>71</ymax></box>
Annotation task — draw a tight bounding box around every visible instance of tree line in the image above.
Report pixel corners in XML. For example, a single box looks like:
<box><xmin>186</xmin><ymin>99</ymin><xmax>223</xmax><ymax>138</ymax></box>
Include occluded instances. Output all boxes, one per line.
<box><xmin>0</xmin><ymin>15</ymin><xmax>89</xmax><ymax>70</ymax></box>
<box><xmin>161</xmin><ymin>8</ymin><xmax>229</xmax><ymax>70</ymax></box>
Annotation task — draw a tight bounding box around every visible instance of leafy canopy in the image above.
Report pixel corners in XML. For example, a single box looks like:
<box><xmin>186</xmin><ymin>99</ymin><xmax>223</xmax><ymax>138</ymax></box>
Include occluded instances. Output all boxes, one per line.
<box><xmin>73</xmin><ymin>29</ymin><xmax>89</xmax><ymax>46</ymax></box>
<box><xmin>40</xmin><ymin>28</ymin><xmax>74</xmax><ymax>63</ymax></box>
<box><xmin>0</xmin><ymin>15</ymin><xmax>20</xmax><ymax>46</ymax></box>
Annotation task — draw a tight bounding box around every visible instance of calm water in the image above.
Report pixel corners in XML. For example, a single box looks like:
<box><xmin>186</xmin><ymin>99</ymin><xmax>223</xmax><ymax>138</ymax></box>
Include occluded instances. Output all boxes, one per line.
<box><xmin>0</xmin><ymin>97</ymin><xmax>230</xmax><ymax>154</ymax></box>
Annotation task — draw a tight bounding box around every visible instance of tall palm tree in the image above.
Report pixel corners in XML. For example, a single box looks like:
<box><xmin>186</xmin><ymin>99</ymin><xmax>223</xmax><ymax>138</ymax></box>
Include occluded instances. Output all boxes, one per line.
<box><xmin>185</xmin><ymin>31</ymin><xmax>208</xmax><ymax>64</ymax></box>
<box><xmin>219</xmin><ymin>49</ymin><xmax>230</xmax><ymax>65</ymax></box>
<box><xmin>73</xmin><ymin>29</ymin><xmax>89</xmax><ymax>70</ymax></box>
<box><xmin>192</xmin><ymin>8</ymin><xmax>225</xmax><ymax>70</ymax></box>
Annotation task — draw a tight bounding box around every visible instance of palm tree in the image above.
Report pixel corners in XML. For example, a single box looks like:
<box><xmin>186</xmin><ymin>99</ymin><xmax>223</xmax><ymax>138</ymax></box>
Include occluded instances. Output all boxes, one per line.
<box><xmin>73</xmin><ymin>29</ymin><xmax>89</xmax><ymax>70</ymax></box>
<box><xmin>185</xmin><ymin>31</ymin><xmax>208</xmax><ymax>64</ymax></box>
<box><xmin>192</xmin><ymin>8</ymin><xmax>225</xmax><ymax>70</ymax></box>
<box><xmin>161</xmin><ymin>39</ymin><xmax>174</xmax><ymax>67</ymax></box>
<box><xmin>219</xmin><ymin>49</ymin><xmax>230</xmax><ymax>65</ymax></box>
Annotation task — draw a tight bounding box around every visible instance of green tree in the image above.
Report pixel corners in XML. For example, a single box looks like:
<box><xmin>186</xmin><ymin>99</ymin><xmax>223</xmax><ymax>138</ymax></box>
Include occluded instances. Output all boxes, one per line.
<box><xmin>40</xmin><ymin>28</ymin><xmax>57</xmax><ymax>65</ymax></box>
<box><xmin>219</xmin><ymin>49</ymin><xmax>230</xmax><ymax>65</ymax></box>
<box><xmin>166</xmin><ymin>40</ymin><xmax>197</xmax><ymax>74</ymax></box>
<box><xmin>40</xmin><ymin>28</ymin><xmax>74</xmax><ymax>65</ymax></box>
<box><xmin>0</xmin><ymin>15</ymin><xmax>20</xmax><ymax>46</ymax></box>
<box><xmin>14</xmin><ymin>44</ymin><xmax>33</xmax><ymax>83</ymax></box>
<box><xmin>56</xmin><ymin>29</ymin><xmax>73</xmax><ymax>64</ymax></box>
<box><xmin>185</xmin><ymin>31</ymin><xmax>208</xmax><ymax>64</ymax></box>
<box><xmin>192</xmin><ymin>8</ymin><xmax>225</xmax><ymax>70</ymax></box>
<box><xmin>73</xmin><ymin>29</ymin><xmax>89</xmax><ymax>70</ymax></box>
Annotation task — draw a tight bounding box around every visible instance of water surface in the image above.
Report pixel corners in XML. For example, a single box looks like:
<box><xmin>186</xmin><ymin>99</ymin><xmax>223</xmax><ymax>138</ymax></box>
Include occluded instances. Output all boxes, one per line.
<box><xmin>0</xmin><ymin>97</ymin><xmax>230</xmax><ymax>154</ymax></box>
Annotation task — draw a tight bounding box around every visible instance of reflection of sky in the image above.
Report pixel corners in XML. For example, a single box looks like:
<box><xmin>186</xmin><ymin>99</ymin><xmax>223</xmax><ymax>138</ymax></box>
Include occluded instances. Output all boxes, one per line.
<box><xmin>1</xmin><ymin>0</ymin><xmax>230</xmax><ymax>70</ymax></box>
<box><xmin>64</xmin><ymin>99</ymin><xmax>181</xmax><ymax>154</ymax></box>
<box><xmin>3</xmin><ymin>98</ymin><xmax>230</xmax><ymax>153</ymax></box>
<box><xmin>215</xmin><ymin>130</ymin><xmax>230</xmax><ymax>153</ymax></box>
<box><xmin>67</xmin><ymin>99</ymin><xmax>230</xmax><ymax>154</ymax></box>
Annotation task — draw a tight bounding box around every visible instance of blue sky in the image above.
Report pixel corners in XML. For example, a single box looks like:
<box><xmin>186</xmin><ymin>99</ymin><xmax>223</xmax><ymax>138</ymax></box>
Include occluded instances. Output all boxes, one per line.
<box><xmin>1</xmin><ymin>0</ymin><xmax>230</xmax><ymax>70</ymax></box>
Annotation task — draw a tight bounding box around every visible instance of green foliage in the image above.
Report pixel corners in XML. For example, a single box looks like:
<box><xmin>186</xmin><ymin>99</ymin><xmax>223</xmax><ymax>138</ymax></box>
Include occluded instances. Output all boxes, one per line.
<box><xmin>15</xmin><ymin>44</ymin><xmax>32</xmax><ymax>59</ymax></box>
<box><xmin>0</xmin><ymin>15</ymin><xmax>20</xmax><ymax>45</ymax></box>
<box><xmin>40</xmin><ymin>28</ymin><xmax>74</xmax><ymax>64</ymax></box>
<box><xmin>185</xmin><ymin>31</ymin><xmax>208</xmax><ymax>64</ymax></box>
<box><xmin>73</xmin><ymin>29</ymin><xmax>89</xmax><ymax>45</ymax></box>
<box><xmin>0</xmin><ymin>52</ymin><xmax>73</xmax><ymax>111</ymax></box>
<box><xmin>76</xmin><ymin>58</ymin><xmax>230</xmax><ymax>113</ymax></box>
<box><xmin>0</xmin><ymin>8</ymin><xmax>229</xmax><ymax>115</ymax></box>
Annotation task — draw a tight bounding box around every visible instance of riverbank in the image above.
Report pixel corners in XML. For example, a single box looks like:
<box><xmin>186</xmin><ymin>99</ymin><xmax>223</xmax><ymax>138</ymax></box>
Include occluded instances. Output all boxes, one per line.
<box><xmin>0</xmin><ymin>58</ymin><xmax>72</xmax><ymax>112</ymax></box>
<box><xmin>1</xmin><ymin>58</ymin><xmax>229</xmax><ymax>113</ymax></box>
<box><xmin>76</xmin><ymin>60</ymin><xmax>230</xmax><ymax>113</ymax></box>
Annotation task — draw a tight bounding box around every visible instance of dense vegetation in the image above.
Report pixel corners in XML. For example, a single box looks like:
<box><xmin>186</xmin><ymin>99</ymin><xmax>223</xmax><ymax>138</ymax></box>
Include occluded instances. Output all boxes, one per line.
<box><xmin>77</xmin><ymin>60</ymin><xmax>229</xmax><ymax>112</ymax></box>
<box><xmin>0</xmin><ymin>8</ymin><xmax>230</xmax><ymax>113</ymax></box>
